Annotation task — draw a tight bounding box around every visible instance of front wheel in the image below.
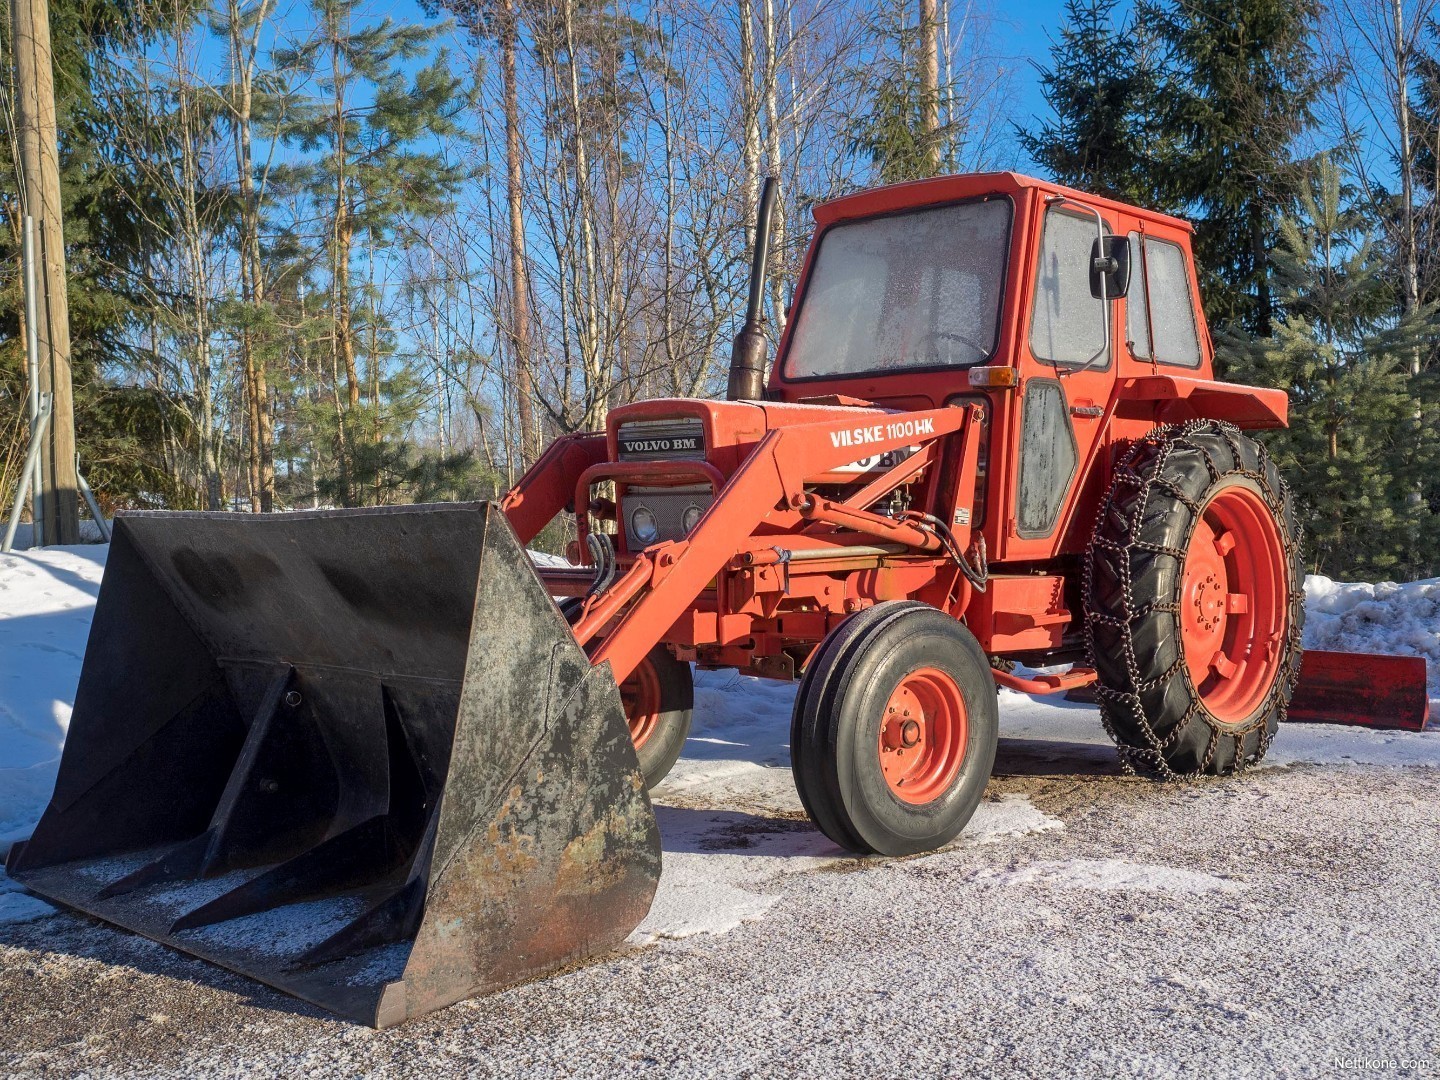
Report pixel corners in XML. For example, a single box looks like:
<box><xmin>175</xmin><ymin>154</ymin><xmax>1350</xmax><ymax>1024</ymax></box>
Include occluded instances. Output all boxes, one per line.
<box><xmin>558</xmin><ymin>598</ymin><xmax>692</xmax><ymax>789</ymax></box>
<box><xmin>790</xmin><ymin>602</ymin><xmax>999</xmax><ymax>856</ymax></box>
<box><xmin>1084</xmin><ymin>421</ymin><xmax>1305</xmax><ymax>776</ymax></box>
<box><xmin>620</xmin><ymin>646</ymin><xmax>693</xmax><ymax>789</ymax></box>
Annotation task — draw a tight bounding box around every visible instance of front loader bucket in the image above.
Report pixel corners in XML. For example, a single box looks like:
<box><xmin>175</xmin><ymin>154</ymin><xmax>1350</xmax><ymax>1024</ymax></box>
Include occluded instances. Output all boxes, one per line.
<box><xmin>5</xmin><ymin>503</ymin><xmax>660</xmax><ymax>1027</ymax></box>
<box><xmin>1286</xmin><ymin>649</ymin><xmax>1431</xmax><ymax>732</ymax></box>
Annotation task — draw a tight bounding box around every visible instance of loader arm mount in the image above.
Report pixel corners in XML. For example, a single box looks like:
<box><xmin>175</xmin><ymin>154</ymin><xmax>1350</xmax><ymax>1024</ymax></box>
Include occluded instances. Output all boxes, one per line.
<box><xmin>546</xmin><ymin>405</ymin><xmax>983</xmax><ymax>685</ymax></box>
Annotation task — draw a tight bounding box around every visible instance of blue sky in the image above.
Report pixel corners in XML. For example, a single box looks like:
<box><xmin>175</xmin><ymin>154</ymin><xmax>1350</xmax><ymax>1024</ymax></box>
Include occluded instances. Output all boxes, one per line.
<box><xmin>993</xmin><ymin>0</ymin><xmax>1078</xmax><ymax>151</ymax></box>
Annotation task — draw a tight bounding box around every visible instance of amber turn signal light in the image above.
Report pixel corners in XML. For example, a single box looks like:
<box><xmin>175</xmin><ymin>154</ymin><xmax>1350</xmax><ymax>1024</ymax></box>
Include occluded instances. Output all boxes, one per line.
<box><xmin>968</xmin><ymin>366</ymin><xmax>1018</xmax><ymax>388</ymax></box>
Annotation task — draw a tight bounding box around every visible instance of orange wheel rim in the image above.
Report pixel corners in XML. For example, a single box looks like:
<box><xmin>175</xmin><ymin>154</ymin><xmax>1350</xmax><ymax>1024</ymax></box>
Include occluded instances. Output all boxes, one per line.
<box><xmin>878</xmin><ymin>667</ymin><xmax>968</xmax><ymax>805</ymax></box>
<box><xmin>619</xmin><ymin>657</ymin><xmax>662</xmax><ymax>749</ymax></box>
<box><xmin>1179</xmin><ymin>484</ymin><xmax>1288</xmax><ymax>723</ymax></box>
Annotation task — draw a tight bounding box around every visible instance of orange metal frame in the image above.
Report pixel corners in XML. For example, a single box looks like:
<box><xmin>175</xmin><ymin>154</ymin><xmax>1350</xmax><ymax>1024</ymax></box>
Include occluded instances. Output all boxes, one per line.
<box><xmin>501</xmin><ymin>172</ymin><xmax>1294</xmax><ymax>696</ymax></box>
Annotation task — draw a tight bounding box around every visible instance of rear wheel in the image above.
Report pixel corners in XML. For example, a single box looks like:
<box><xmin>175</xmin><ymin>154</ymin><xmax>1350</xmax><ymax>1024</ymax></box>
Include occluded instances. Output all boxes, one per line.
<box><xmin>559</xmin><ymin>597</ymin><xmax>692</xmax><ymax>789</ymax></box>
<box><xmin>790</xmin><ymin>602</ymin><xmax>999</xmax><ymax>856</ymax></box>
<box><xmin>1084</xmin><ymin>421</ymin><xmax>1304</xmax><ymax>776</ymax></box>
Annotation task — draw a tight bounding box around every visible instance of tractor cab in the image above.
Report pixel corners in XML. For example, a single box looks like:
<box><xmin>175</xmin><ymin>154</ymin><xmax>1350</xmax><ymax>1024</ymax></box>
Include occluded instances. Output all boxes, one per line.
<box><xmin>769</xmin><ymin>171</ymin><xmax>1213</xmax><ymax>406</ymax></box>
<box><xmin>765</xmin><ymin>172</ymin><xmax>1285</xmax><ymax>565</ymax></box>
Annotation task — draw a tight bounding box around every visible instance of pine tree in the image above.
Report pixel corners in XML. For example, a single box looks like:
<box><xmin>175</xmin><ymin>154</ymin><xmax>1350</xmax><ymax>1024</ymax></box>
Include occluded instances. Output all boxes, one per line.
<box><xmin>1223</xmin><ymin>158</ymin><xmax>1440</xmax><ymax>578</ymax></box>
<box><xmin>848</xmin><ymin>3</ymin><xmax>947</xmax><ymax>183</ymax></box>
<box><xmin>272</xmin><ymin>0</ymin><xmax>473</xmax><ymax>506</ymax></box>
<box><xmin>1141</xmin><ymin>0</ymin><xmax>1326</xmax><ymax>338</ymax></box>
<box><xmin>1018</xmin><ymin>0</ymin><xmax>1166</xmax><ymax>204</ymax></box>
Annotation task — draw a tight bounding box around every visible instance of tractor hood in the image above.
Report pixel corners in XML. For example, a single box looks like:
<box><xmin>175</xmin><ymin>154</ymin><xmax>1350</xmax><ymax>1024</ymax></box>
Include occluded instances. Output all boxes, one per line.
<box><xmin>607</xmin><ymin>397</ymin><xmax>892</xmax><ymax>479</ymax></box>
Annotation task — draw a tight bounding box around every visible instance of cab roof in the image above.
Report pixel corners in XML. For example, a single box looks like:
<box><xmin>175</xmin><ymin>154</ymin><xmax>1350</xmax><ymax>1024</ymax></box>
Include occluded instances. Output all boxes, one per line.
<box><xmin>811</xmin><ymin>172</ymin><xmax>1194</xmax><ymax>235</ymax></box>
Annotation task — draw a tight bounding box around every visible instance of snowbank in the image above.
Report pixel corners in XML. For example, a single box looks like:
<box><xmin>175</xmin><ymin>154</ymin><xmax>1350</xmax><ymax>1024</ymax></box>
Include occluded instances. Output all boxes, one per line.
<box><xmin>1304</xmin><ymin>574</ymin><xmax>1440</xmax><ymax>701</ymax></box>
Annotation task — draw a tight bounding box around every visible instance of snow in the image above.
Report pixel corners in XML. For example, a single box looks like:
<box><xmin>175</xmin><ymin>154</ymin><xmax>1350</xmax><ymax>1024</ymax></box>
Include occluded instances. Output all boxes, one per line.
<box><xmin>1303</xmin><ymin>573</ymin><xmax>1440</xmax><ymax>703</ymax></box>
<box><xmin>0</xmin><ymin>543</ymin><xmax>1436</xmax><ymax>939</ymax></box>
<box><xmin>4</xmin><ymin>520</ymin><xmax>110</xmax><ymax>551</ymax></box>
<box><xmin>967</xmin><ymin>858</ymin><xmax>1247</xmax><ymax>895</ymax></box>
<box><xmin>0</xmin><ymin>544</ymin><xmax>105</xmax><ymax>848</ymax></box>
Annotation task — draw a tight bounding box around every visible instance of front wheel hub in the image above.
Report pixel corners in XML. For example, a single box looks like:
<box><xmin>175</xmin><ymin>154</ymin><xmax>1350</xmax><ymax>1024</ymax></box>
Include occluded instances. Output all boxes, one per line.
<box><xmin>878</xmin><ymin>668</ymin><xmax>968</xmax><ymax>805</ymax></box>
<box><xmin>618</xmin><ymin>658</ymin><xmax>662</xmax><ymax>749</ymax></box>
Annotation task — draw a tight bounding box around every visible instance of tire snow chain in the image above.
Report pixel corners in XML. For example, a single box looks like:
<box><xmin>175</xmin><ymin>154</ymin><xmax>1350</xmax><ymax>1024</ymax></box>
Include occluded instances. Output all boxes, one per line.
<box><xmin>1081</xmin><ymin>420</ymin><xmax>1305</xmax><ymax>780</ymax></box>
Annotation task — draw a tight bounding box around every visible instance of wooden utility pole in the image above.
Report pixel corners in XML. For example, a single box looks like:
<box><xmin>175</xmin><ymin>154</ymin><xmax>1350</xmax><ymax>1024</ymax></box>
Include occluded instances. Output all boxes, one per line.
<box><xmin>11</xmin><ymin>0</ymin><xmax>79</xmax><ymax>543</ymax></box>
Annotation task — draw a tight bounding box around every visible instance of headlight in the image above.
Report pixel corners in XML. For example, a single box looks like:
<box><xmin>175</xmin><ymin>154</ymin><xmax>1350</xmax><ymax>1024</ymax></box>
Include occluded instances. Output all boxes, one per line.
<box><xmin>681</xmin><ymin>504</ymin><xmax>704</xmax><ymax>533</ymax></box>
<box><xmin>630</xmin><ymin>505</ymin><xmax>659</xmax><ymax>545</ymax></box>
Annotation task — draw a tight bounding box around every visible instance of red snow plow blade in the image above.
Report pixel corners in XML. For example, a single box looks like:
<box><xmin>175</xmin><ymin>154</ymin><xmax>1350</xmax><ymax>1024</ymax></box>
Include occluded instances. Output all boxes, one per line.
<box><xmin>1286</xmin><ymin>650</ymin><xmax>1431</xmax><ymax>732</ymax></box>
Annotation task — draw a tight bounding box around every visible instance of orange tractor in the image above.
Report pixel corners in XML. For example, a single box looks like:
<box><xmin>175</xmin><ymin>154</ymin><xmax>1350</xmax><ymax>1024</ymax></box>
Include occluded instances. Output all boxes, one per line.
<box><xmin>10</xmin><ymin>172</ymin><xmax>1428</xmax><ymax>1026</ymax></box>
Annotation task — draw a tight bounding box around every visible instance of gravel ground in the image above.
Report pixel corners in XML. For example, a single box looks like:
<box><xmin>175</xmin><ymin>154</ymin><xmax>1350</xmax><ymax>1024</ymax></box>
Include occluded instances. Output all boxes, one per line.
<box><xmin>3</xmin><ymin>743</ymin><xmax>1438</xmax><ymax>1079</ymax></box>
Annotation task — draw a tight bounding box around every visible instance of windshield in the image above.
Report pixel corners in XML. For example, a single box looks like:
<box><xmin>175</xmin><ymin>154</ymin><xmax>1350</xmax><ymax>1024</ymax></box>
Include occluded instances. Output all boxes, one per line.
<box><xmin>784</xmin><ymin>198</ymin><xmax>1011</xmax><ymax>380</ymax></box>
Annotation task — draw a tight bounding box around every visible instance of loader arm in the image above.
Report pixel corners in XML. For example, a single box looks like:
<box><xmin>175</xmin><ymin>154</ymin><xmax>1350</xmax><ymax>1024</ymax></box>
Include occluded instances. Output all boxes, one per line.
<box><xmin>501</xmin><ymin>432</ymin><xmax>610</xmax><ymax>545</ymax></box>
<box><xmin>585</xmin><ymin>405</ymin><xmax>978</xmax><ymax>684</ymax></box>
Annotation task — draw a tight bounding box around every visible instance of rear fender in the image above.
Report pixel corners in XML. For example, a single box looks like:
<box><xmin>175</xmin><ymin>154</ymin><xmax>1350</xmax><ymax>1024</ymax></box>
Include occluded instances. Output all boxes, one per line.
<box><xmin>1115</xmin><ymin>375</ymin><xmax>1288</xmax><ymax>430</ymax></box>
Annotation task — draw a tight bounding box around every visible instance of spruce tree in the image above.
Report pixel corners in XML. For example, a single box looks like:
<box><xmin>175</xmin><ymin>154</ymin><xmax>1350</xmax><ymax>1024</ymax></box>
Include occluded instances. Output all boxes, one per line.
<box><xmin>1141</xmin><ymin>0</ymin><xmax>1326</xmax><ymax>338</ymax></box>
<box><xmin>1018</xmin><ymin>0</ymin><xmax>1166</xmax><ymax>204</ymax></box>
<box><xmin>1223</xmin><ymin>157</ymin><xmax>1440</xmax><ymax>578</ymax></box>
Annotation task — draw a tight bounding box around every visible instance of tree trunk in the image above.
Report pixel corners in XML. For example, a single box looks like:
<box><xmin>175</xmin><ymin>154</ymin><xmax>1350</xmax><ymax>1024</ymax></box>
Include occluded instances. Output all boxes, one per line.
<box><xmin>763</xmin><ymin>0</ymin><xmax>787</xmax><ymax>341</ymax></box>
<box><xmin>501</xmin><ymin>2</ymin><xmax>538</xmax><ymax>464</ymax></box>
<box><xmin>1250</xmin><ymin>205</ymin><xmax>1271</xmax><ymax>338</ymax></box>
<box><xmin>919</xmin><ymin>0</ymin><xmax>940</xmax><ymax>175</ymax></box>
<box><xmin>1393</xmin><ymin>0</ymin><xmax>1420</xmax><ymax>328</ymax></box>
<box><xmin>739</xmin><ymin>0</ymin><xmax>760</xmax><ymax>253</ymax></box>
<box><xmin>330</xmin><ymin>26</ymin><xmax>358</xmax><ymax>504</ymax></box>
<box><xmin>231</xmin><ymin>0</ymin><xmax>276</xmax><ymax>511</ymax></box>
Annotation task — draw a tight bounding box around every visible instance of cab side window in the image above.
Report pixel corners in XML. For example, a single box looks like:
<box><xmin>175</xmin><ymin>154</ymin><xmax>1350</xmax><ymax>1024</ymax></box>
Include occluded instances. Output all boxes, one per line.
<box><xmin>1030</xmin><ymin>207</ymin><xmax>1107</xmax><ymax>368</ymax></box>
<box><xmin>1126</xmin><ymin>234</ymin><xmax>1203</xmax><ymax>368</ymax></box>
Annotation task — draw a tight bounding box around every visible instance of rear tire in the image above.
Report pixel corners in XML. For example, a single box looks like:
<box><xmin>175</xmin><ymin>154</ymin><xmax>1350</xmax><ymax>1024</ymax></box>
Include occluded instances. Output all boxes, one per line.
<box><xmin>1083</xmin><ymin>421</ymin><xmax>1304</xmax><ymax>776</ymax></box>
<box><xmin>559</xmin><ymin>597</ymin><xmax>692</xmax><ymax>789</ymax></box>
<box><xmin>790</xmin><ymin>601</ymin><xmax>999</xmax><ymax>856</ymax></box>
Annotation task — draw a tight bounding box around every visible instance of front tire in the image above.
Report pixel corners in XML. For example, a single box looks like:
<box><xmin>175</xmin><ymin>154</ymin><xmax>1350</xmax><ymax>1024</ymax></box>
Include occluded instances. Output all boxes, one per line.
<box><xmin>1084</xmin><ymin>421</ymin><xmax>1304</xmax><ymax>776</ymax></box>
<box><xmin>559</xmin><ymin>597</ymin><xmax>692</xmax><ymax>789</ymax></box>
<box><xmin>790</xmin><ymin>602</ymin><xmax>999</xmax><ymax>856</ymax></box>
<box><xmin>620</xmin><ymin>646</ymin><xmax>693</xmax><ymax>790</ymax></box>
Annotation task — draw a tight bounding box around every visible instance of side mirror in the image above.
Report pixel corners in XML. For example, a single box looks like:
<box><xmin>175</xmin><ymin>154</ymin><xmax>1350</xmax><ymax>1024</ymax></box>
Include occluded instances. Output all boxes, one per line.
<box><xmin>1090</xmin><ymin>235</ymin><xmax>1130</xmax><ymax>299</ymax></box>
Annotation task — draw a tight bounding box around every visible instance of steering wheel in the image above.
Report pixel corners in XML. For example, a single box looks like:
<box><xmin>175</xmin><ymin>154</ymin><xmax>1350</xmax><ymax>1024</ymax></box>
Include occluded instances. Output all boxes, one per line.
<box><xmin>913</xmin><ymin>329</ymin><xmax>988</xmax><ymax>363</ymax></box>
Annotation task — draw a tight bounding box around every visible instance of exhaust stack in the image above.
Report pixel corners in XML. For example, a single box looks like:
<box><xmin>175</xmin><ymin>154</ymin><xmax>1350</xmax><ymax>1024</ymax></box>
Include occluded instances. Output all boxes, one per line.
<box><xmin>727</xmin><ymin>176</ymin><xmax>779</xmax><ymax>401</ymax></box>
